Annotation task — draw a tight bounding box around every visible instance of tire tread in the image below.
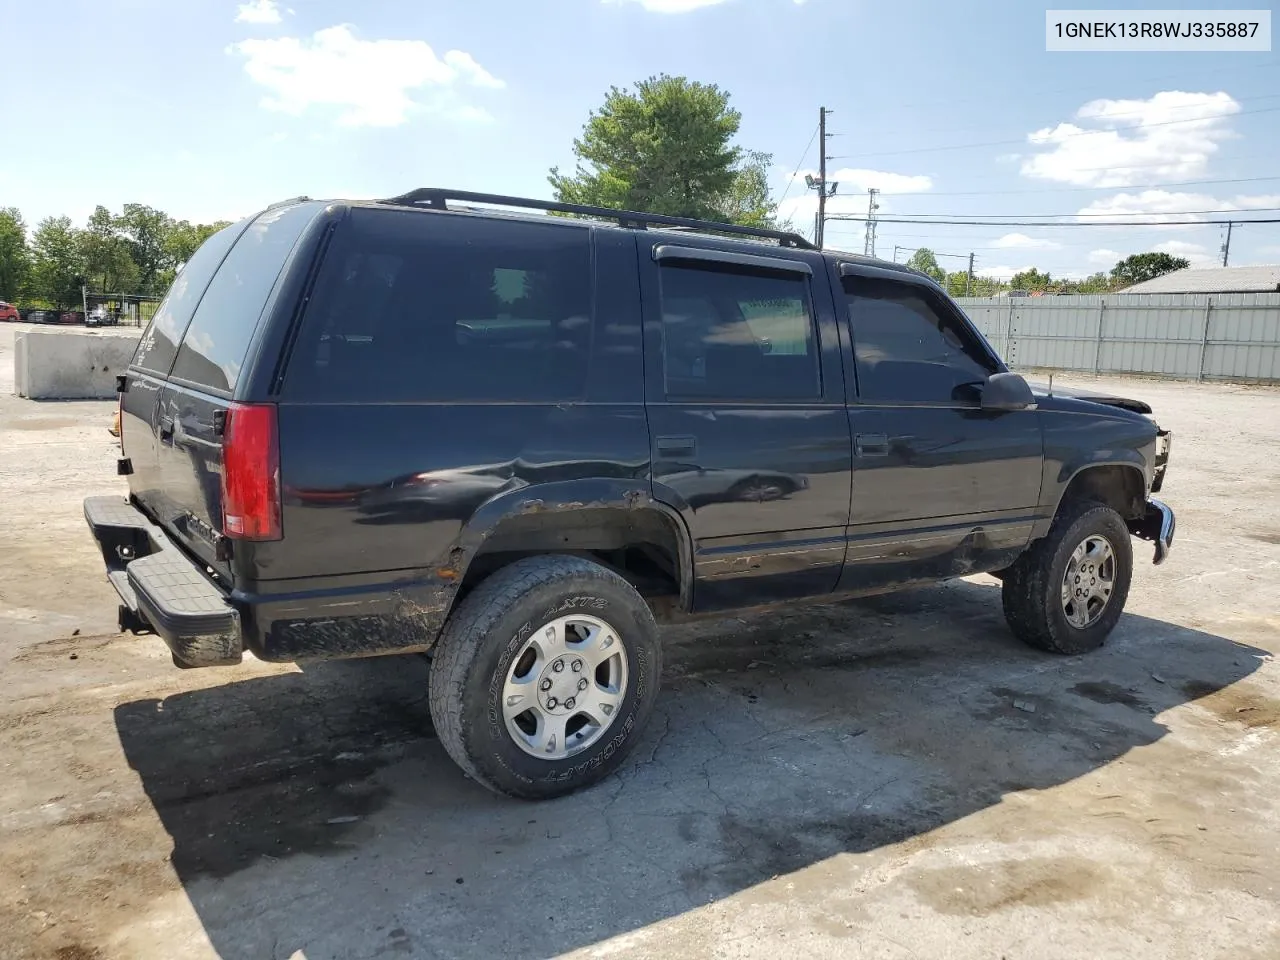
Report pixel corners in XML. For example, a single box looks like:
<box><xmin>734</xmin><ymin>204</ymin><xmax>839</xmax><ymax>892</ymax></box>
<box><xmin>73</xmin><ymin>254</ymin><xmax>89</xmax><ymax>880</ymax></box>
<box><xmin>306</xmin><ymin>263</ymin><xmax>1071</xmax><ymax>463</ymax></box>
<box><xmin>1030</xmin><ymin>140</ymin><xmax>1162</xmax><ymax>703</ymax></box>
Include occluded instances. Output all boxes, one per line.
<box><xmin>427</xmin><ymin>555</ymin><xmax>655</xmax><ymax>796</ymax></box>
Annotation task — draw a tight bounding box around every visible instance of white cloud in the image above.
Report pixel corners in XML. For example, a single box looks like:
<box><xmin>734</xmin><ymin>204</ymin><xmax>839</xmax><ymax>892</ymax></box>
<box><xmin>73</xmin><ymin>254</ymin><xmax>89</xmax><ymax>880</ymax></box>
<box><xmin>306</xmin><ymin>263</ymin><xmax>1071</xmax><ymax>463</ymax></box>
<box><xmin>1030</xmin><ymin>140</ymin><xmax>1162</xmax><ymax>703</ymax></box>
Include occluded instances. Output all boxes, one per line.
<box><xmin>441</xmin><ymin>50</ymin><xmax>505</xmax><ymax>90</ymax></box>
<box><xmin>821</xmin><ymin>167</ymin><xmax>933</xmax><ymax>195</ymax></box>
<box><xmin>977</xmin><ymin>264</ymin><xmax>1034</xmax><ymax>280</ymax></box>
<box><xmin>776</xmin><ymin>167</ymin><xmax>932</xmax><ymax>236</ymax></box>
<box><xmin>235</xmin><ymin>0</ymin><xmax>282</xmax><ymax>24</ymax></box>
<box><xmin>1088</xmin><ymin>248</ymin><xmax>1121</xmax><ymax>266</ymax></box>
<box><xmin>1153</xmin><ymin>240</ymin><xmax>1217</xmax><ymax>266</ymax></box>
<box><xmin>230</xmin><ymin>25</ymin><xmax>504</xmax><ymax>127</ymax></box>
<box><xmin>1233</xmin><ymin>193</ymin><xmax>1280</xmax><ymax>209</ymax></box>
<box><xmin>992</xmin><ymin>232</ymin><xmax>1060</xmax><ymax>250</ymax></box>
<box><xmin>1075</xmin><ymin>189</ymin><xmax>1225</xmax><ymax>226</ymax></box>
<box><xmin>1020</xmin><ymin>90</ymin><xmax>1240</xmax><ymax>188</ymax></box>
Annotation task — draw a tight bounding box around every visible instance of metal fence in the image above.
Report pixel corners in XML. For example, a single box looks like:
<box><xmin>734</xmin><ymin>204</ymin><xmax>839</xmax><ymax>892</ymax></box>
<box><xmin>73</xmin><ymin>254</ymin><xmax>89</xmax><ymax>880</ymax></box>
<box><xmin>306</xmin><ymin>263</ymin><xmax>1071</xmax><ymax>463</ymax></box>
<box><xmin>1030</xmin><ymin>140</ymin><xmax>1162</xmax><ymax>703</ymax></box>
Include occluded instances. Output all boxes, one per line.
<box><xmin>956</xmin><ymin>293</ymin><xmax>1280</xmax><ymax>383</ymax></box>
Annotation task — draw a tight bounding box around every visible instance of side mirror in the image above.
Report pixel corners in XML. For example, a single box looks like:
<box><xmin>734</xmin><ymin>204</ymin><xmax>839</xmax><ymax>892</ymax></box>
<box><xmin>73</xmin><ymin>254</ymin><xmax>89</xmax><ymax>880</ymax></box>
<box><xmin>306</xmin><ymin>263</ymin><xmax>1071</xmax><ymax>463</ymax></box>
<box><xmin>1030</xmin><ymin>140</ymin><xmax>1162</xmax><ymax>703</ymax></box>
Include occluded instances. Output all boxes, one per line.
<box><xmin>981</xmin><ymin>372</ymin><xmax>1035</xmax><ymax>412</ymax></box>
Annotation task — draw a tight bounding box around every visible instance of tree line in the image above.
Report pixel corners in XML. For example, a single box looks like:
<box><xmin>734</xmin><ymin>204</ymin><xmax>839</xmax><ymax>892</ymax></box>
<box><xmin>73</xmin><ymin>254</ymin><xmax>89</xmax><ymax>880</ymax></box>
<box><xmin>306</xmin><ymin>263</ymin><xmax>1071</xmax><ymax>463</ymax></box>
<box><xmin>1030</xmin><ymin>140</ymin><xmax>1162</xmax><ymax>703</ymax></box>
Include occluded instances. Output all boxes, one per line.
<box><xmin>905</xmin><ymin>249</ymin><xmax>1192</xmax><ymax>297</ymax></box>
<box><xmin>0</xmin><ymin>205</ymin><xmax>230</xmax><ymax>309</ymax></box>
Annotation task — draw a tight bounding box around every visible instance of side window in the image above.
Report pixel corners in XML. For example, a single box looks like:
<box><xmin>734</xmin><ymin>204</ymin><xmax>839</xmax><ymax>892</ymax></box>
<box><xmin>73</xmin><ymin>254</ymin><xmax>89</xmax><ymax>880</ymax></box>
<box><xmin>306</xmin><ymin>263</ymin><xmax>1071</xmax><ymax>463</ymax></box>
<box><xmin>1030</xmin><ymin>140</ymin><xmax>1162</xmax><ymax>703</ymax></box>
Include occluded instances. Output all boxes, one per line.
<box><xmin>132</xmin><ymin>219</ymin><xmax>245</xmax><ymax>375</ymax></box>
<box><xmin>170</xmin><ymin>202</ymin><xmax>321</xmax><ymax>394</ymax></box>
<box><xmin>284</xmin><ymin>209</ymin><xmax>592</xmax><ymax>403</ymax></box>
<box><xmin>844</xmin><ymin>277</ymin><xmax>996</xmax><ymax>404</ymax></box>
<box><xmin>658</xmin><ymin>263</ymin><xmax>819</xmax><ymax>401</ymax></box>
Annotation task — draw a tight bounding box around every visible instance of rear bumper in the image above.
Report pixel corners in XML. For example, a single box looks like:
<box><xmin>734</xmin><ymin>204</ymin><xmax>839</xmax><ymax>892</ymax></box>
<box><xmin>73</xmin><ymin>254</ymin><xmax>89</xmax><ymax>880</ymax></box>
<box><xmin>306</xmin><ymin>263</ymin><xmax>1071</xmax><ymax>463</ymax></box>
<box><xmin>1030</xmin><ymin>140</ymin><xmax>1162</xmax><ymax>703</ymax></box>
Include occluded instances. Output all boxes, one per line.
<box><xmin>84</xmin><ymin>496</ymin><xmax>243</xmax><ymax>667</ymax></box>
<box><xmin>1128</xmin><ymin>497</ymin><xmax>1176</xmax><ymax>566</ymax></box>
<box><xmin>84</xmin><ymin>496</ymin><xmax>456</xmax><ymax>667</ymax></box>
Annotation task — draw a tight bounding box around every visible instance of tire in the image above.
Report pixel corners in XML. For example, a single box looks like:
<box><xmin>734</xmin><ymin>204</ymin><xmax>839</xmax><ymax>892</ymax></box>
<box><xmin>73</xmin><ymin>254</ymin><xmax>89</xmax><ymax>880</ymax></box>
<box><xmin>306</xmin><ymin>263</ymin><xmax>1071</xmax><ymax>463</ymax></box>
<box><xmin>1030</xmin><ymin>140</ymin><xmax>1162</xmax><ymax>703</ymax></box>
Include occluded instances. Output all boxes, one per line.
<box><xmin>1001</xmin><ymin>500</ymin><xmax>1133</xmax><ymax>655</ymax></box>
<box><xmin>427</xmin><ymin>555</ymin><xmax>662</xmax><ymax>800</ymax></box>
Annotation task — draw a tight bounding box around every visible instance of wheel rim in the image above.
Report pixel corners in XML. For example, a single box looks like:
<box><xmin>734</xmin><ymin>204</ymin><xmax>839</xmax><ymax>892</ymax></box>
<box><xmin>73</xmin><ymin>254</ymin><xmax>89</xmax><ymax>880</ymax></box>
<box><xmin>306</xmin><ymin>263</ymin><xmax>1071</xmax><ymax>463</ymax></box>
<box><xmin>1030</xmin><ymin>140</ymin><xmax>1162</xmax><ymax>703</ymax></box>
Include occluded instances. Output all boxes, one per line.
<box><xmin>501</xmin><ymin>614</ymin><xmax>629</xmax><ymax>761</ymax></box>
<box><xmin>1061</xmin><ymin>534</ymin><xmax>1116</xmax><ymax>629</ymax></box>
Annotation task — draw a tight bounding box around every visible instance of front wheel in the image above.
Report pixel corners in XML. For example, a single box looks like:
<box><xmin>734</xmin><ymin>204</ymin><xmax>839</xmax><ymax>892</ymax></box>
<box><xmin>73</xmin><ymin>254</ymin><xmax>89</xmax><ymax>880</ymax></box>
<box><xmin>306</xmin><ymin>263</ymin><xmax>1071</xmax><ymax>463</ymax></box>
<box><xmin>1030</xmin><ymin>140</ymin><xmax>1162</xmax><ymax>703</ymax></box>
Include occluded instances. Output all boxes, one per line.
<box><xmin>1002</xmin><ymin>501</ymin><xmax>1133</xmax><ymax>655</ymax></box>
<box><xmin>427</xmin><ymin>555</ymin><xmax>661</xmax><ymax>799</ymax></box>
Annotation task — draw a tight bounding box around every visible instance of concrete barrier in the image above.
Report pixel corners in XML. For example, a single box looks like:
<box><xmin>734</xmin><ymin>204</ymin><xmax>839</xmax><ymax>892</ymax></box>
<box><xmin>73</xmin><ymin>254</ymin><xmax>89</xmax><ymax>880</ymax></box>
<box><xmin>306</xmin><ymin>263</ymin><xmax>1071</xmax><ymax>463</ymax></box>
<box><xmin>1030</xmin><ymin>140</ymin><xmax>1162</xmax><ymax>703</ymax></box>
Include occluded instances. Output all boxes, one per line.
<box><xmin>13</xmin><ymin>329</ymin><xmax>141</xmax><ymax>400</ymax></box>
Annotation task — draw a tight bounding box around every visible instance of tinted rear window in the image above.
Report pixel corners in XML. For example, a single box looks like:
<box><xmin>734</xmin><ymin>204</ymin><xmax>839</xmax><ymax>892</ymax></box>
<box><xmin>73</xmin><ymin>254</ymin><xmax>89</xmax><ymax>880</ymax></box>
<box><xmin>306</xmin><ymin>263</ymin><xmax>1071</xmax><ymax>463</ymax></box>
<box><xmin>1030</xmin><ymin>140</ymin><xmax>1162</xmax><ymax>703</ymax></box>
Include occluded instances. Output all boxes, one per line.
<box><xmin>169</xmin><ymin>202</ymin><xmax>322</xmax><ymax>393</ymax></box>
<box><xmin>282</xmin><ymin>208</ymin><xmax>592</xmax><ymax>403</ymax></box>
<box><xmin>133</xmin><ymin>220</ymin><xmax>245</xmax><ymax>374</ymax></box>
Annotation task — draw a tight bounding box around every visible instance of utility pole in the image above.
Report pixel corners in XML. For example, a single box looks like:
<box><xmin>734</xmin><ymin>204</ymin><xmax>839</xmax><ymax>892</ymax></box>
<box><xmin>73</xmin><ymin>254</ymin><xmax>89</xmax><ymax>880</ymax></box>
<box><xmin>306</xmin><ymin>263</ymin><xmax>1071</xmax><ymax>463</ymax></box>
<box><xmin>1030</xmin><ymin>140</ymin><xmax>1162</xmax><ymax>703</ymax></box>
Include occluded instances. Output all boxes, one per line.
<box><xmin>966</xmin><ymin>252</ymin><xmax>975</xmax><ymax>296</ymax></box>
<box><xmin>817</xmin><ymin>106</ymin><xmax>828</xmax><ymax>248</ymax></box>
<box><xmin>1221</xmin><ymin>221</ymin><xmax>1233</xmax><ymax>267</ymax></box>
<box><xmin>863</xmin><ymin>188</ymin><xmax>880</xmax><ymax>257</ymax></box>
<box><xmin>804</xmin><ymin>108</ymin><xmax>838</xmax><ymax>247</ymax></box>
<box><xmin>893</xmin><ymin>245</ymin><xmax>903</xmax><ymax>263</ymax></box>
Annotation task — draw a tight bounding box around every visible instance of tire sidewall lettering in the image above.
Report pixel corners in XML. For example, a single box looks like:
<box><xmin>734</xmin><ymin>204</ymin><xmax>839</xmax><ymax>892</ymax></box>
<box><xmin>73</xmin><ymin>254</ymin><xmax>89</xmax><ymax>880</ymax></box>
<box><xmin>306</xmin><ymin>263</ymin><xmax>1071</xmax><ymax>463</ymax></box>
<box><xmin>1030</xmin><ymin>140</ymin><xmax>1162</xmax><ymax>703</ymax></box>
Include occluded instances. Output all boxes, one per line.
<box><xmin>478</xmin><ymin>587</ymin><xmax>653</xmax><ymax>789</ymax></box>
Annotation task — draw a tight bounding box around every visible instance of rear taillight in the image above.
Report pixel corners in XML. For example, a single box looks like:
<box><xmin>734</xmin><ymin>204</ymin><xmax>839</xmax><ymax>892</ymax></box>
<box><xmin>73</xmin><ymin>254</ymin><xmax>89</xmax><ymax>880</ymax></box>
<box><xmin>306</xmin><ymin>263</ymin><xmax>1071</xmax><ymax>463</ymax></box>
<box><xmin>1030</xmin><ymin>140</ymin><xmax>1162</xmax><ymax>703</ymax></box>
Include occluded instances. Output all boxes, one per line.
<box><xmin>221</xmin><ymin>402</ymin><xmax>281</xmax><ymax>541</ymax></box>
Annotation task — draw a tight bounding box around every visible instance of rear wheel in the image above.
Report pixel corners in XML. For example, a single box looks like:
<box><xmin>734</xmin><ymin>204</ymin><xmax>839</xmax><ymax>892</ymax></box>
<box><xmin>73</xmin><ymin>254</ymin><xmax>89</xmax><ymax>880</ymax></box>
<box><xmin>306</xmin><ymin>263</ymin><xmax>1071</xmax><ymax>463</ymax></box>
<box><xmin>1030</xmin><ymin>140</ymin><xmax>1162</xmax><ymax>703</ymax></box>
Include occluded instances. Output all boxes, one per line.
<box><xmin>1002</xmin><ymin>500</ymin><xmax>1132</xmax><ymax>655</ymax></box>
<box><xmin>427</xmin><ymin>555</ymin><xmax>661</xmax><ymax>799</ymax></box>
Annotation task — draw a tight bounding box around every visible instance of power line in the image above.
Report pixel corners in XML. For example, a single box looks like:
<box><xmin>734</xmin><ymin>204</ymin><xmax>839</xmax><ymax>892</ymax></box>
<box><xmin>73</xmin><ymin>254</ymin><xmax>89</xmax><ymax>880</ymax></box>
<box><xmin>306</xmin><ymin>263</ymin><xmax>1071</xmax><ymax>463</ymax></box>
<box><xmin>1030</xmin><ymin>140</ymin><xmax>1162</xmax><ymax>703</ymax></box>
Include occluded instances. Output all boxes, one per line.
<box><xmin>906</xmin><ymin>150</ymin><xmax>1280</xmax><ymax>184</ymax></box>
<box><xmin>827</xmin><ymin>215</ymin><xmax>1280</xmax><ymax>227</ymax></box>
<box><xmin>879</xmin><ymin>175</ymin><xmax>1280</xmax><ymax>199</ymax></box>
<box><xmin>847</xmin><ymin>93</ymin><xmax>1280</xmax><ymax>161</ymax></box>
<box><xmin>776</xmin><ymin>123</ymin><xmax>820</xmax><ymax>209</ymax></box>
<box><xmin>832</xmin><ymin>206</ymin><xmax>1280</xmax><ymax>221</ymax></box>
<box><xmin>867</xmin><ymin>58</ymin><xmax>1280</xmax><ymax>113</ymax></box>
<box><xmin>826</xmin><ymin>105</ymin><xmax>1280</xmax><ymax>162</ymax></box>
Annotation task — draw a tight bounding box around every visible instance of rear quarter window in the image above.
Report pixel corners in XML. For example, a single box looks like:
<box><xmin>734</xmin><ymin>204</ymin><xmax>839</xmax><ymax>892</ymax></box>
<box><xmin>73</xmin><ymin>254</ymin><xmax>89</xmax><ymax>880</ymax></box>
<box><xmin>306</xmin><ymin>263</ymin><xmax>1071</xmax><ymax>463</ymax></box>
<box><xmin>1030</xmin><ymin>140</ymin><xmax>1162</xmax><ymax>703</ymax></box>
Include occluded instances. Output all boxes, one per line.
<box><xmin>132</xmin><ymin>220</ymin><xmax>245</xmax><ymax>375</ymax></box>
<box><xmin>169</xmin><ymin>202</ymin><xmax>323</xmax><ymax>394</ymax></box>
<box><xmin>282</xmin><ymin>208</ymin><xmax>593</xmax><ymax>403</ymax></box>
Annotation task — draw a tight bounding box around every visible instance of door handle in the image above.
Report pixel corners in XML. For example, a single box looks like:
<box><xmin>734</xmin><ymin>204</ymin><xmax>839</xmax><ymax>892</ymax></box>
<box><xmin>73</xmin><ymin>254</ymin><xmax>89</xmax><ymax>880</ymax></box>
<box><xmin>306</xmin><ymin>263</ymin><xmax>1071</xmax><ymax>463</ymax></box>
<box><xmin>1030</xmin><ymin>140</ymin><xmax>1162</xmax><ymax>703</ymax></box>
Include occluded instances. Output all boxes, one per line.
<box><xmin>855</xmin><ymin>433</ymin><xmax>890</xmax><ymax>457</ymax></box>
<box><xmin>158</xmin><ymin>415</ymin><xmax>175</xmax><ymax>443</ymax></box>
<box><xmin>655</xmin><ymin>435</ymin><xmax>697</xmax><ymax>458</ymax></box>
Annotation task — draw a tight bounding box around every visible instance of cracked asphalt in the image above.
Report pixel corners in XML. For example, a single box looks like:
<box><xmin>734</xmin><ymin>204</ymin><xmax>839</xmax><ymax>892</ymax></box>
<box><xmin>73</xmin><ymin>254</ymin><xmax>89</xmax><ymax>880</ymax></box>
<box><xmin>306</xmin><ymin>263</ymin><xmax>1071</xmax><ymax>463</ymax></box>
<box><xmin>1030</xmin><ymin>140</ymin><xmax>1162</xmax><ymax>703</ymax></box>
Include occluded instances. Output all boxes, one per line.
<box><xmin>2</xmin><ymin>322</ymin><xmax>1280</xmax><ymax>960</ymax></box>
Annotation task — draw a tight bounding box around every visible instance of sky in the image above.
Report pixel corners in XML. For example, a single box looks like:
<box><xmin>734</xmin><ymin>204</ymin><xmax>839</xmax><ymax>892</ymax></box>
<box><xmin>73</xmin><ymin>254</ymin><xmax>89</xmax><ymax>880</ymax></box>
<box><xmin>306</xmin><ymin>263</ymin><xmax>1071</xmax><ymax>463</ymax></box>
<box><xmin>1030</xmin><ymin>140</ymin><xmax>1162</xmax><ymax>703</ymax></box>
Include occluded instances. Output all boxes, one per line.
<box><xmin>2</xmin><ymin>0</ymin><xmax>1278</xmax><ymax>279</ymax></box>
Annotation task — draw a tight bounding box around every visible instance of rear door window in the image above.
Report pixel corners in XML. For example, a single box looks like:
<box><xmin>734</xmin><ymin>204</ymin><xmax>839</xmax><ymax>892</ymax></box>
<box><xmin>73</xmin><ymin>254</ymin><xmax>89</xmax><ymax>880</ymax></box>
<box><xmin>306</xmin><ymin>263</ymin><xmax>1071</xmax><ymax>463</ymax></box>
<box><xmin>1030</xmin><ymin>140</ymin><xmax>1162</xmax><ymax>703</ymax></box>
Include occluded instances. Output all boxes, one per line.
<box><xmin>283</xmin><ymin>208</ymin><xmax>593</xmax><ymax>403</ymax></box>
<box><xmin>133</xmin><ymin>220</ymin><xmax>245</xmax><ymax>375</ymax></box>
<box><xmin>169</xmin><ymin>202</ymin><xmax>322</xmax><ymax>394</ymax></box>
<box><xmin>658</xmin><ymin>263</ymin><xmax>820</xmax><ymax>401</ymax></box>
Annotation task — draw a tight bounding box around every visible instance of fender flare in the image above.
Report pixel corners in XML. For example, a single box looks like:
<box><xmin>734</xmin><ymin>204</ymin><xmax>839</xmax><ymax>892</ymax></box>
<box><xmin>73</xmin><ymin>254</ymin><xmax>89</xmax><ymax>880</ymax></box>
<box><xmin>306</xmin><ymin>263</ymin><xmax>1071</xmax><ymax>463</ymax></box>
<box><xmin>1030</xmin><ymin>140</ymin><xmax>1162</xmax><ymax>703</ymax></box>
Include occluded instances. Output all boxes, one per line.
<box><xmin>445</xmin><ymin>478</ymin><xmax>696</xmax><ymax>613</ymax></box>
<box><xmin>1038</xmin><ymin>454</ymin><xmax>1147</xmax><ymax>536</ymax></box>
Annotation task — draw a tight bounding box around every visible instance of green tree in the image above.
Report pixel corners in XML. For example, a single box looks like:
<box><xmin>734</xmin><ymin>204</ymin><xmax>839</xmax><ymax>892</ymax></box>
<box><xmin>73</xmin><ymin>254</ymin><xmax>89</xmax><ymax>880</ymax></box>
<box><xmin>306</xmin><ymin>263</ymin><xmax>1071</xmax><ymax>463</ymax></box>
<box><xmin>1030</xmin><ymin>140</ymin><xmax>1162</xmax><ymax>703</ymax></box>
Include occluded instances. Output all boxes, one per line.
<box><xmin>1110</xmin><ymin>252</ymin><xmax>1190</xmax><ymax>288</ymax></box>
<box><xmin>715</xmin><ymin>150</ymin><xmax>784</xmax><ymax>228</ymax></box>
<box><xmin>157</xmin><ymin>219</ymin><xmax>232</xmax><ymax>291</ymax></box>
<box><xmin>549</xmin><ymin>75</ymin><xmax>744</xmax><ymax>221</ymax></box>
<box><xmin>79</xmin><ymin>206</ymin><xmax>139</xmax><ymax>294</ymax></box>
<box><xmin>906</xmin><ymin>247</ymin><xmax>945</xmax><ymax>282</ymax></box>
<box><xmin>165</xmin><ymin>220</ymin><xmax>231</xmax><ymax>267</ymax></box>
<box><xmin>1009</xmin><ymin>267</ymin><xmax>1053</xmax><ymax>292</ymax></box>
<box><xmin>29</xmin><ymin>217</ymin><xmax>86</xmax><ymax>308</ymax></box>
<box><xmin>118</xmin><ymin>204</ymin><xmax>174</xmax><ymax>295</ymax></box>
<box><xmin>0</xmin><ymin>207</ymin><xmax>30</xmax><ymax>300</ymax></box>
<box><xmin>1073</xmin><ymin>271</ymin><xmax>1114</xmax><ymax>294</ymax></box>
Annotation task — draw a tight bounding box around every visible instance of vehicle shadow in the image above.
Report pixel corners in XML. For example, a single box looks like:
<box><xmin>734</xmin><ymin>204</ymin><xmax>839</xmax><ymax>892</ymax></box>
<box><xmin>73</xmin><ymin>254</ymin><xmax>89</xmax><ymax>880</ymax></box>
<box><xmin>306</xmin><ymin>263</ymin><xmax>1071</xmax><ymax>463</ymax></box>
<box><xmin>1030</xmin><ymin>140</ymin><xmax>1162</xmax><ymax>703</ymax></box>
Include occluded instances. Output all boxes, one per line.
<box><xmin>114</xmin><ymin>579</ymin><xmax>1266</xmax><ymax>960</ymax></box>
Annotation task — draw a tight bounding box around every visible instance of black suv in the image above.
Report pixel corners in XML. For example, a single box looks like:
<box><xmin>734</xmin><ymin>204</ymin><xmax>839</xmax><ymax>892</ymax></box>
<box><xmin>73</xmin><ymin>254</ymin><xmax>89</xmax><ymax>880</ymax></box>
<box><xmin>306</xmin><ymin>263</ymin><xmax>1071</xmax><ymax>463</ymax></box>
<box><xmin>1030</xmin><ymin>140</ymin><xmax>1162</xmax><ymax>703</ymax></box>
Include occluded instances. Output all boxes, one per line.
<box><xmin>85</xmin><ymin>190</ymin><xmax>1175</xmax><ymax>799</ymax></box>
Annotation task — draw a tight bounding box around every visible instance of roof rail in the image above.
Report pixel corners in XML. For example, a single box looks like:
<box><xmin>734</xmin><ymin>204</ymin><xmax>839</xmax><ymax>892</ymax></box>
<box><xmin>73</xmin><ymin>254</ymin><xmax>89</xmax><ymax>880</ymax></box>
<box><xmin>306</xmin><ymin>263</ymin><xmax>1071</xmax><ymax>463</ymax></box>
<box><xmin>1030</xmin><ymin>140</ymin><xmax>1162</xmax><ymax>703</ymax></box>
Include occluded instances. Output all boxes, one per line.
<box><xmin>379</xmin><ymin>188</ymin><xmax>816</xmax><ymax>250</ymax></box>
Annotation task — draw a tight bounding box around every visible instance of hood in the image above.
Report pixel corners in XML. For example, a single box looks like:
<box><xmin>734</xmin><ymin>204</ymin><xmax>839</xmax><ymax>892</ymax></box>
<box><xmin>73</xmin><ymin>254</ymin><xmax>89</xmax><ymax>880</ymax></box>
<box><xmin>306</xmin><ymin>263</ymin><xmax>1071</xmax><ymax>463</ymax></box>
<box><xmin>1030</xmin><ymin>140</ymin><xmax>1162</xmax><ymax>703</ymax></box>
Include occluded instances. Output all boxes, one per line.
<box><xmin>1028</xmin><ymin>382</ymin><xmax>1152</xmax><ymax>415</ymax></box>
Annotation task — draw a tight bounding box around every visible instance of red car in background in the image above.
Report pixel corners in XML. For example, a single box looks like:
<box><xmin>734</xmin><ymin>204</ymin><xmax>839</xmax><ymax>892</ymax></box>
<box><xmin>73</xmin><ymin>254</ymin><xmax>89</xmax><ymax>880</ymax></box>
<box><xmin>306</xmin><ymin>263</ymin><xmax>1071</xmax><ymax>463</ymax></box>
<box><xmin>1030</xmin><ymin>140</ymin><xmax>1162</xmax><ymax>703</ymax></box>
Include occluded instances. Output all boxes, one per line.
<box><xmin>0</xmin><ymin>301</ymin><xmax>19</xmax><ymax>322</ymax></box>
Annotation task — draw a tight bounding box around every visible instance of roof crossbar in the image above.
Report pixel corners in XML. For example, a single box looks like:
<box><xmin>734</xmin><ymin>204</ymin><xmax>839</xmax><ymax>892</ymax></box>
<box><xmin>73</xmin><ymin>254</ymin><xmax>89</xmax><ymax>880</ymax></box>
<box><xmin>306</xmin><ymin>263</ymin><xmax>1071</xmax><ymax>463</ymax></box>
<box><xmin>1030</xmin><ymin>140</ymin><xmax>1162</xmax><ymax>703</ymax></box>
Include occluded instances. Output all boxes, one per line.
<box><xmin>380</xmin><ymin>188</ymin><xmax>816</xmax><ymax>250</ymax></box>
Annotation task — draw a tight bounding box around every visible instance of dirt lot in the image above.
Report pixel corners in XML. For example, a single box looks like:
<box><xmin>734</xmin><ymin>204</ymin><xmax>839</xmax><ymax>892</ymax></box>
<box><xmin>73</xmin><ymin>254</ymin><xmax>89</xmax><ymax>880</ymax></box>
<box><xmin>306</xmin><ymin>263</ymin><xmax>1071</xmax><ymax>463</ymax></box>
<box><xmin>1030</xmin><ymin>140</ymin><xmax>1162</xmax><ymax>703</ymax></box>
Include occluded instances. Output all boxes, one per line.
<box><xmin>2</xmin><ymin>321</ymin><xmax>1279</xmax><ymax>960</ymax></box>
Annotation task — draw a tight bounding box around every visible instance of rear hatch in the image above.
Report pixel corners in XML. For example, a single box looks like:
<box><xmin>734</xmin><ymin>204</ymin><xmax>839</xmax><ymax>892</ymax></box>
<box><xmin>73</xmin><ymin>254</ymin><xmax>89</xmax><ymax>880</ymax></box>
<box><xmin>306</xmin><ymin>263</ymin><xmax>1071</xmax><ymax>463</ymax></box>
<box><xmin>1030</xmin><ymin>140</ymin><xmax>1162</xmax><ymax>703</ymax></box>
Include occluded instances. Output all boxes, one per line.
<box><xmin>122</xmin><ymin>201</ymin><xmax>326</xmax><ymax>585</ymax></box>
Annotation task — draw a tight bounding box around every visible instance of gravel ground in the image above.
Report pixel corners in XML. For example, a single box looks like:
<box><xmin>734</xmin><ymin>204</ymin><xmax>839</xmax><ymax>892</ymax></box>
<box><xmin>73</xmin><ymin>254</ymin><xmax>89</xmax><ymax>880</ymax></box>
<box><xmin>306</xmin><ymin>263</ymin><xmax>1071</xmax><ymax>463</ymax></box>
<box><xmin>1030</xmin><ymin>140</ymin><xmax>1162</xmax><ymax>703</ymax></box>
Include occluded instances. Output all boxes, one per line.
<box><xmin>2</xmin><ymin>321</ymin><xmax>1279</xmax><ymax>960</ymax></box>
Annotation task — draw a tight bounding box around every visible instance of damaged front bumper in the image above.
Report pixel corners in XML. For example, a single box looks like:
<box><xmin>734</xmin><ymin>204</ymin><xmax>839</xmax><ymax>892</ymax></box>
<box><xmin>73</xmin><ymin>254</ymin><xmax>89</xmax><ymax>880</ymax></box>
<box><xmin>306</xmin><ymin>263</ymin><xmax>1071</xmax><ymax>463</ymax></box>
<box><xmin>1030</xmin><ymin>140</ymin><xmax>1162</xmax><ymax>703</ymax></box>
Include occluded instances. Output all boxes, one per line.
<box><xmin>1129</xmin><ymin>498</ymin><xmax>1176</xmax><ymax>566</ymax></box>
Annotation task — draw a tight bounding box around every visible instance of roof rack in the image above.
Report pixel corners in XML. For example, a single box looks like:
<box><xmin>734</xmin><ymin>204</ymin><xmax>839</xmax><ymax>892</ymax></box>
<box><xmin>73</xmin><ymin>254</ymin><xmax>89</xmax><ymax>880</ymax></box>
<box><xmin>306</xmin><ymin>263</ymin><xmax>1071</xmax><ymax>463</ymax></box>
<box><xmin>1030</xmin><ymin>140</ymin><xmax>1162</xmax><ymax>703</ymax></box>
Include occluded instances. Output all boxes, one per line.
<box><xmin>379</xmin><ymin>188</ymin><xmax>816</xmax><ymax>250</ymax></box>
